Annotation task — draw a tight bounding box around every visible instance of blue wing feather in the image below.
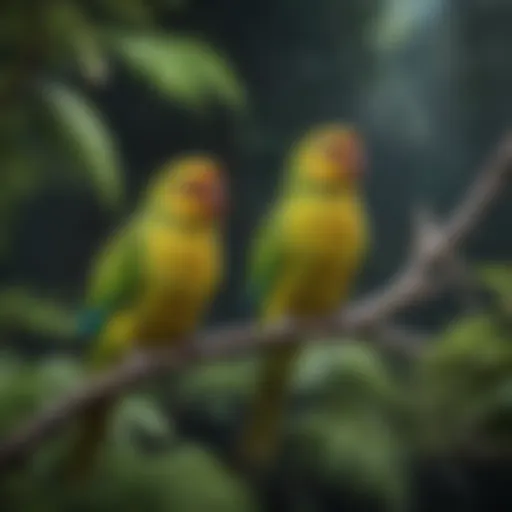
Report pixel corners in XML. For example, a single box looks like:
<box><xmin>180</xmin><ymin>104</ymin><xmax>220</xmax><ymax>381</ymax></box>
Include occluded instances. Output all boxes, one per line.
<box><xmin>76</xmin><ymin>308</ymin><xmax>110</xmax><ymax>339</ymax></box>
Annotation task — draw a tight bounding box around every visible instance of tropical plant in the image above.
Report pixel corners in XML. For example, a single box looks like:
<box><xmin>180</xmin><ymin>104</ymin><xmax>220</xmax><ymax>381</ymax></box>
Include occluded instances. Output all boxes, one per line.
<box><xmin>176</xmin><ymin>342</ymin><xmax>412</xmax><ymax>511</ymax></box>
<box><xmin>0</xmin><ymin>351</ymin><xmax>256</xmax><ymax>512</ymax></box>
<box><xmin>0</xmin><ymin>0</ymin><xmax>245</xmax><ymax>257</ymax></box>
<box><xmin>0</xmin><ymin>263</ymin><xmax>510</xmax><ymax>510</ymax></box>
<box><xmin>416</xmin><ymin>263</ymin><xmax>512</xmax><ymax>456</ymax></box>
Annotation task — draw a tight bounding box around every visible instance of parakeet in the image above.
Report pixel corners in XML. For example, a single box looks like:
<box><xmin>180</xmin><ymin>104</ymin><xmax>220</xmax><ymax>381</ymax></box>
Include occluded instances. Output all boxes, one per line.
<box><xmin>238</xmin><ymin>123</ymin><xmax>370</xmax><ymax>470</ymax></box>
<box><xmin>67</xmin><ymin>154</ymin><xmax>228</xmax><ymax>479</ymax></box>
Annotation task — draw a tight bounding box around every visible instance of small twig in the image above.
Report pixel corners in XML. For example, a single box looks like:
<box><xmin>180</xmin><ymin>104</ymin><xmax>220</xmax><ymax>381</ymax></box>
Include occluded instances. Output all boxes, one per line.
<box><xmin>0</xmin><ymin>134</ymin><xmax>510</xmax><ymax>473</ymax></box>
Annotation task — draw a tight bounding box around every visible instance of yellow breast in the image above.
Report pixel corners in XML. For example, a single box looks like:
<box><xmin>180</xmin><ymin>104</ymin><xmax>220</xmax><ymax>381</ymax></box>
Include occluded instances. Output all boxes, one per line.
<box><xmin>287</xmin><ymin>196</ymin><xmax>367</xmax><ymax>261</ymax></box>
<box><xmin>271</xmin><ymin>195</ymin><xmax>368</xmax><ymax>316</ymax></box>
<box><xmin>135</xmin><ymin>223</ymin><xmax>222</xmax><ymax>343</ymax></box>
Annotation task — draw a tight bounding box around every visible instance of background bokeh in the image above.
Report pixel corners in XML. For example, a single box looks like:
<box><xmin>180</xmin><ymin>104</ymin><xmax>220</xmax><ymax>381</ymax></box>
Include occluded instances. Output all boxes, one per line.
<box><xmin>0</xmin><ymin>0</ymin><xmax>510</xmax><ymax>511</ymax></box>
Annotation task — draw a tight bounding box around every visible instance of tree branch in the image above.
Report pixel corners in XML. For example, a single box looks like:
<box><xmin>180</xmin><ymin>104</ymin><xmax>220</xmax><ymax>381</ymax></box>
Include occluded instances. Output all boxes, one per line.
<box><xmin>0</xmin><ymin>134</ymin><xmax>510</xmax><ymax>473</ymax></box>
<box><xmin>340</xmin><ymin>132</ymin><xmax>512</xmax><ymax>328</ymax></box>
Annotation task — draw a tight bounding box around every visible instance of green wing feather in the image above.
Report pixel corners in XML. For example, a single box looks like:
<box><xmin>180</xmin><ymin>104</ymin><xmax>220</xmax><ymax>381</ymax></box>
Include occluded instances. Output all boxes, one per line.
<box><xmin>67</xmin><ymin>220</ymin><xmax>144</xmax><ymax>481</ymax></box>
<box><xmin>77</xmin><ymin>220</ymin><xmax>142</xmax><ymax>339</ymax></box>
<box><xmin>246</xmin><ymin>210</ymin><xmax>285</xmax><ymax>311</ymax></box>
<box><xmin>240</xmin><ymin>207</ymin><xmax>299</xmax><ymax>468</ymax></box>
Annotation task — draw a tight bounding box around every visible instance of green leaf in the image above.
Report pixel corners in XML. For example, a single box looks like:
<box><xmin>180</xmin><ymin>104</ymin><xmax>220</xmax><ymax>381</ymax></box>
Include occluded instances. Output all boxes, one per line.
<box><xmin>422</xmin><ymin>314</ymin><xmax>510</xmax><ymax>370</ymax></box>
<box><xmin>177</xmin><ymin>359</ymin><xmax>257</xmax><ymax>402</ymax></box>
<box><xmin>0</xmin><ymin>351</ymin><xmax>23</xmax><ymax>390</ymax></box>
<box><xmin>146</xmin><ymin>444</ymin><xmax>257</xmax><ymax>512</ymax></box>
<box><xmin>290</xmin><ymin>409</ymin><xmax>408</xmax><ymax>510</ymax></box>
<box><xmin>0</xmin><ymin>353</ymin><xmax>257</xmax><ymax>512</ymax></box>
<box><xmin>62</xmin><ymin>444</ymin><xmax>256</xmax><ymax>512</ymax></box>
<box><xmin>114</xmin><ymin>395</ymin><xmax>174</xmax><ymax>443</ymax></box>
<box><xmin>294</xmin><ymin>343</ymin><xmax>403</xmax><ymax>412</ymax></box>
<box><xmin>417</xmin><ymin>313</ymin><xmax>512</xmax><ymax>451</ymax></box>
<box><xmin>176</xmin><ymin>359</ymin><xmax>257</xmax><ymax>422</ymax></box>
<box><xmin>36</xmin><ymin>357</ymin><xmax>84</xmax><ymax>400</ymax></box>
<box><xmin>39</xmin><ymin>81</ymin><xmax>124</xmax><ymax>211</ymax></box>
<box><xmin>0</xmin><ymin>287</ymin><xmax>77</xmax><ymax>340</ymax></box>
<box><xmin>476</xmin><ymin>262</ymin><xmax>512</xmax><ymax>307</ymax></box>
<box><xmin>107</xmin><ymin>32</ymin><xmax>247</xmax><ymax>111</ymax></box>
<box><xmin>0</xmin><ymin>355</ymin><xmax>83</xmax><ymax>436</ymax></box>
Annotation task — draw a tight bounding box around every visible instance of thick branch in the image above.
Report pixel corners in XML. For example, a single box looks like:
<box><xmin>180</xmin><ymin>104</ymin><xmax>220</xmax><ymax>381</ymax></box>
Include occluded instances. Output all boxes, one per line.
<box><xmin>0</xmin><ymin>134</ymin><xmax>510</xmax><ymax>472</ymax></box>
<box><xmin>341</xmin><ymin>133</ymin><xmax>512</xmax><ymax>327</ymax></box>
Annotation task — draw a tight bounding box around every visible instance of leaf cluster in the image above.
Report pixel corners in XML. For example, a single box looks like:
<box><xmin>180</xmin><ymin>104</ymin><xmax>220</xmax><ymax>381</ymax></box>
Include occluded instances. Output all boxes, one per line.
<box><xmin>0</xmin><ymin>0</ymin><xmax>246</xmax><ymax>258</ymax></box>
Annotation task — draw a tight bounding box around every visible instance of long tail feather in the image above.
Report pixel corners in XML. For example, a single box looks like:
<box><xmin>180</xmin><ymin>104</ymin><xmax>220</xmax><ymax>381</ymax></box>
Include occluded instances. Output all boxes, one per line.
<box><xmin>237</xmin><ymin>344</ymin><xmax>299</xmax><ymax>470</ymax></box>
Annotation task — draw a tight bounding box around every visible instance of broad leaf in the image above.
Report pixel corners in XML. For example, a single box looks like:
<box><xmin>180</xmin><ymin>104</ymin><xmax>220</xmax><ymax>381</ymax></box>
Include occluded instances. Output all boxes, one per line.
<box><xmin>40</xmin><ymin>81</ymin><xmax>124</xmax><ymax>211</ymax></box>
<box><xmin>0</xmin><ymin>287</ymin><xmax>77</xmax><ymax>340</ymax></box>
<box><xmin>107</xmin><ymin>32</ymin><xmax>246</xmax><ymax>110</ymax></box>
<box><xmin>36</xmin><ymin>357</ymin><xmax>84</xmax><ymax>399</ymax></box>
<box><xmin>175</xmin><ymin>359</ymin><xmax>257</xmax><ymax>423</ymax></box>
<box><xmin>417</xmin><ymin>313</ymin><xmax>512</xmax><ymax>451</ymax></box>
<box><xmin>476</xmin><ymin>262</ymin><xmax>512</xmax><ymax>307</ymax></box>
<box><xmin>294</xmin><ymin>343</ymin><xmax>404</xmax><ymax>412</ymax></box>
<box><xmin>0</xmin><ymin>353</ymin><xmax>257</xmax><ymax>512</ymax></box>
<box><xmin>114</xmin><ymin>395</ymin><xmax>174</xmax><ymax>443</ymax></box>
<box><xmin>289</xmin><ymin>409</ymin><xmax>408</xmax><ymax>510</ymax></box>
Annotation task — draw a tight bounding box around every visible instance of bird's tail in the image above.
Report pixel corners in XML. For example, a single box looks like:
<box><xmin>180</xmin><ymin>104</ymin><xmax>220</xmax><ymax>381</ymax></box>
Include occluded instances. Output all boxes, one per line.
<box><xmin>65</xmin><ymin>398</ymin><xmax>113</xmax><ymax>482</ymax></box>
<box><xmin>237</xmin><ymin>344</ymin><xmax>299</xmax><ymax>471</ymax></box>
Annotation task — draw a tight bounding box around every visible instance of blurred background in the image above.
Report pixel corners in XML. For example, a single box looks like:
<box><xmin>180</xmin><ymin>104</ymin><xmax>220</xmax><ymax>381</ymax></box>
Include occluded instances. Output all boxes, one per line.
<box><xmin>0</xmin><ymin>0</ymin><xmax>510</xmax><ymax>511</ymax></box>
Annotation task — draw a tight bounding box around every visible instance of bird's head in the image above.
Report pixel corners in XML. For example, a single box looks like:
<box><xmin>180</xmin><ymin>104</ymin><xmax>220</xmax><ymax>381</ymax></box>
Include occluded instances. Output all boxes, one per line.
<box><xmin>145</xmin><ymin>154</ymin><xmax>228</xmax><ymax>224</ymax></box>
<box><xmin>287</xmin><ymin>123</ymin><xmax>367</xmax><ymax>193</ymax></box>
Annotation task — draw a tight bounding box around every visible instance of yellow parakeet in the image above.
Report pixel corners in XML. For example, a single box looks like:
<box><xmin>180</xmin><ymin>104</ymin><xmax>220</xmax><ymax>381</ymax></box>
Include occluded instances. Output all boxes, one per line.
<box><xmin>67</xmin><ymin>154</ymin><xmax>229</xmax><ymax>478</ymax></box>
<box><xmin>238</xmin><ymin>123</ymin><xmax>370</xmax><ymax>470</ymax></box>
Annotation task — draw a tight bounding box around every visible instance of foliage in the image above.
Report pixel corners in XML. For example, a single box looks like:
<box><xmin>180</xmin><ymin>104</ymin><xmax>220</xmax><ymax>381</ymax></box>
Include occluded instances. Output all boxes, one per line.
<box><xmin>0</xmin><ymin>0</ymin><xmax>510</xmax><ymax>508</ymax></box>
<box><xmin>176</xmin><ymin>343</ymin><xmax>411</xmax><ymax>510</ymax></box>
<box><xmin>40</xmin><ymin>81</ymin><xmax>124</xmax><ymax>210</ymax></box>
<box><xmin>476</xmin><ymin>262</ymin><xmax>512</xmax><ymax>314</ymax></box>
<box><xmin>0</xmin><ymin>0</ymin><xmax>246</xmax><ymax>258</ymax></box>
<box><xmin>172</xmin><ymin>278</ymin><xmax>512</xmax><ymax>509</ymax></box>
<box><xmin>108</xmin><ymin>31</ymin><xmax>246</xmax><ymax>111</ymax></box>
<box><xmin>0</xmin><ymin>287</ymin><xmax>77</xmax><ymax>342</ymax></box>
<box><xmin>286</xmin><ymin>344</ymin><xmax>411</xmax><ymax>511</ymax></box>
<box><xmin>0</xmin><ymin>352</ymin><xmax>256</xmax><ymax>512</ymax></box>
<box><xmin>416</xmin><ymin>263</ymin><xmax>512</xmax><ymax>455</ymax></box>
<box><xmin>0</xmin><ymin>259</ymin><xmax>510</xmax><ymax>510</ymax></box>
